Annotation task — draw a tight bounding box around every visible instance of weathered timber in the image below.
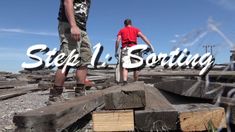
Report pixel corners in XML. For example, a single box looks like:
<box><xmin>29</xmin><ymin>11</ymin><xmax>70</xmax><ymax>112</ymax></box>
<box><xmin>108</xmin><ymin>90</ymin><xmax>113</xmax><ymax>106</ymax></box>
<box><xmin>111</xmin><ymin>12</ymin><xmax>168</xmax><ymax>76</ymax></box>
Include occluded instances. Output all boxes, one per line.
<box><xmin>104</xmin><ymin>90</ymin><xmax>145</xmax><ymax>110</ymax></box>
<box><xmin>217</xmin><ymin>97</ymin><xmax>235</xmax><ymax>125</ymax></box>
<box><xmin>0</xmin><ymin>80</ymin><xmax>28</xmax><ymax>89</ymax></box>
<box><xmin>0</xmin><ymin>84</ymin><xmax>39</xmax><ymax>100</ymax></box>
<box><xmin>0</xmin><ymin>76</ymin><xmax>6</xmax><ymax>81</ymax></box>
<box><xmin>135</xmin><ymin>85</ymin><xmax>178</xmax><ymax>131</ymax></box>
<box><xmin>13</xmin><ymin>82</ymin><xmax>145</xmax><ymax>132</ymax></box>
<box><xmin>140</xmin><ymin>69</ymin><xmax>235</xmax><ymax>77</ymax></box>
<box><xmin>93</xmin><ymin>110</ymin><xmax>134</xmax><ymax>132</ymax></box>
<box><xmin>26</xmin><ymin>74</ymin><xmax>54</xmax><ymax>82</ymax></box>
<box><xmin>173</xmin><ymin>103</ymin><xmax>226</xmax><ymax>131</ymax></box>
<box><xmin>38</xmin><ymin>76</ymin><xmax>110</xmax><ymax>89</ymax></box>
<box><xmin>14</xmin><ymin>92</ymin><xmax>105</xmax><ymax>132</ymax></box>
<box><xmin>155</xmin><ymin>79</ymin><xmax>223</xmax><ymax>99</ymax></box>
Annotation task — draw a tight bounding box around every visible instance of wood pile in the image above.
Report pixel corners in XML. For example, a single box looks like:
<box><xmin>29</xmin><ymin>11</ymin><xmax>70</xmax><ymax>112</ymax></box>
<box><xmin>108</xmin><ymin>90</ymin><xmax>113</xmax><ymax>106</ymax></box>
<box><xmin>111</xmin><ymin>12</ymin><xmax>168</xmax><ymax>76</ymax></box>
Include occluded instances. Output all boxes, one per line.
<box><xmin>13</xmin><ymin>82</ymin><xmax>227</xmax><ymax>131</ymax></box>
<box><xmin>0</xmin><ymin>68</ymin><xmax>234</xmax><ymax>131</ymax></box>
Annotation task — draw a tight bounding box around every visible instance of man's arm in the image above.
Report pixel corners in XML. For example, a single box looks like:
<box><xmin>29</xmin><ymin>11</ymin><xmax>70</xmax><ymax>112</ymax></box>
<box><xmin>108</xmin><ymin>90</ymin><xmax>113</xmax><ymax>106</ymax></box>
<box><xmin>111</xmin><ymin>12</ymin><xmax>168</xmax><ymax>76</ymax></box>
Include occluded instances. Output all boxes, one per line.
<box><xmin>138</xmin><ymin>32</ymin><xmax>154</xmax><ymax>52</ymax></box>
<box><xmin>115</xmin><ymin>35</ymin><xmax>122</xmax><ymax>58</ymax></box>
<box><xmin>64</xmin><ymin>0</ymin><xmax>80</xmax><ymax>41</ymax></box>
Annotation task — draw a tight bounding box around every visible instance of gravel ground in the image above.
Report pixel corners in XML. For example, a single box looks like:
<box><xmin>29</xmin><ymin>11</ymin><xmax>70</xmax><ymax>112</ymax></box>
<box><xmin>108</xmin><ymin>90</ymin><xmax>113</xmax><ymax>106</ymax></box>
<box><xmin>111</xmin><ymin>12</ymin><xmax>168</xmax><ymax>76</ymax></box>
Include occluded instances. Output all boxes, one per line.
<box><xmin>0</xmin><ymin>87</ymin><xmax>99</xmax><ymax>132</ymax></box>
<box><xmin>0</xmin><ymin>90</ymin><xmax>49</xmax><ymax>132</ymax></box>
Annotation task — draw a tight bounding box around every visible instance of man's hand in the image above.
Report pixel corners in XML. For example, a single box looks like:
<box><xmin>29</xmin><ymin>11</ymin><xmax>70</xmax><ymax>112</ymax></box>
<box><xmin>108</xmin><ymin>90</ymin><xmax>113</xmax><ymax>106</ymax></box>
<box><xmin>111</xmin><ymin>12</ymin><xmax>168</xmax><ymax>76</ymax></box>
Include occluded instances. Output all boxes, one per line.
<box><xmin>71</xmin><ymin>26</ymin><xmax>81</xmax><ymax>41</ymax></box>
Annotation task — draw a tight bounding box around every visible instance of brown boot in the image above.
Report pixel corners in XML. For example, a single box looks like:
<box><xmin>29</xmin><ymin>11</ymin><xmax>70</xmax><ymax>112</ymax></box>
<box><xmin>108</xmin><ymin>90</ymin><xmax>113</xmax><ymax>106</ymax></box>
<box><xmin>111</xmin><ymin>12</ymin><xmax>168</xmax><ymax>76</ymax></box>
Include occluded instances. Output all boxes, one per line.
<box><xmin>46</xmin><ymin>86</ymin><xmax>65</xmax><ymax>105</ymax></box>
<box><xmin>75</xmin><ymin>84</ymin><xmax>86</xmax><ymax>97</ymax></box>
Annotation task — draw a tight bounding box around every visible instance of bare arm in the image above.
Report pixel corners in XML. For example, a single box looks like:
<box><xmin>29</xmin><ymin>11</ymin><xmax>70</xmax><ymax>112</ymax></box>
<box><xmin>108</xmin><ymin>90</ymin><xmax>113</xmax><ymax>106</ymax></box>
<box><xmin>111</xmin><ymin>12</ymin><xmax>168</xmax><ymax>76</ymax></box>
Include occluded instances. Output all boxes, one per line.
<box><xmin>115</xmin><ymin>35</ymin><xmax>122</xmax><ymax>54</ymax></box>
<box><xmin>138</xmin><ymin>32</ymin><xmax>154</xmax><ymax>52</ymax></box>
<box><xmin>64</xmin><ymin>0</ymin><xmax>80</xmax><ymax>41</ymax></box>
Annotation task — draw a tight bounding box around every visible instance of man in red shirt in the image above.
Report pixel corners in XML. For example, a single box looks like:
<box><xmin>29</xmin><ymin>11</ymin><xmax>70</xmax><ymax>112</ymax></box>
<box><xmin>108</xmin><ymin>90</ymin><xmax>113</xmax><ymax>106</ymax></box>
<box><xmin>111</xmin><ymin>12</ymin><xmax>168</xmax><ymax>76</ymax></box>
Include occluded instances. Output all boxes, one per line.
<box><xmin>115</xmin><ymin>19</ymin><xmax>154</xmax><ymax>85</ymax></box>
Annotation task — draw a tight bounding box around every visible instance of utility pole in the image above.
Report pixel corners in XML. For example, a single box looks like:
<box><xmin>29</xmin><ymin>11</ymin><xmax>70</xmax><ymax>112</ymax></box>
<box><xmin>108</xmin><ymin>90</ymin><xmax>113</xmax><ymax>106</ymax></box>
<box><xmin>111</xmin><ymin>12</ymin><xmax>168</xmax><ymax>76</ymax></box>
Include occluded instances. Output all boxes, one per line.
<box><xmin>203</xmin><ymin>45</ymin><xmax>215</xmax><ymax>55</ymax></box>
<box><xmin>210</xmin><ymin>45</ymin><xmax>215</xmax><ymax>55</ymax></box>
<box><xmin>203</xmin><ymin>45</ymin><xmax>209</xmax><ymax>53</ymax></box>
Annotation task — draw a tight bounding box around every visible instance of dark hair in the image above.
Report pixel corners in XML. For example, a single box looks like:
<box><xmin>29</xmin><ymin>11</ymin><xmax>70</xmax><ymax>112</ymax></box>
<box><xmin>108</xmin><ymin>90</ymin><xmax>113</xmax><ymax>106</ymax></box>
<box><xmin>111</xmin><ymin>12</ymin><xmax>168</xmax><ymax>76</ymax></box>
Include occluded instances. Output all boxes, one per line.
<box><xmin>124</xmin><ymin>19</ymin><xmax>132</xmax><ymax>26</ymax></box>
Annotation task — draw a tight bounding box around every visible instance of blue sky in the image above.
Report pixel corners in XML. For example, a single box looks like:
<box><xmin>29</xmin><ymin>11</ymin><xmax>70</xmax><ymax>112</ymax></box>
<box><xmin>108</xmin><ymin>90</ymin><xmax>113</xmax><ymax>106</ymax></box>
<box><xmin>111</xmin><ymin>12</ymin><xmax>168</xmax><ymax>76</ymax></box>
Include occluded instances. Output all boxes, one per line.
<box><xmin>0</xmin><ymin>0</ymin><xmax>235</xmax><ymax>72</ymax></box>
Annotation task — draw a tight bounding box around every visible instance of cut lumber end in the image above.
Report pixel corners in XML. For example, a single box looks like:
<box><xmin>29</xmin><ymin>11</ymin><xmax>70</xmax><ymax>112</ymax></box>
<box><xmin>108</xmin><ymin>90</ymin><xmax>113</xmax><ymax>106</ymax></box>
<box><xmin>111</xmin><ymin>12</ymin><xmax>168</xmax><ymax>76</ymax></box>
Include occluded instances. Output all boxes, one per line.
<box><xmin>92</xmin><ymin>110</ymin><xmax>134</xmax><ymax>132</ymax></box>
<box><xmin>174</xmin><ymin>104</ymin><xmax>226</xmax><ymax>131</ymax></box>
<box><xmin>104</xmin><ymin>90</ymin><xmax>146</xmax><ymax>110</ymax></box>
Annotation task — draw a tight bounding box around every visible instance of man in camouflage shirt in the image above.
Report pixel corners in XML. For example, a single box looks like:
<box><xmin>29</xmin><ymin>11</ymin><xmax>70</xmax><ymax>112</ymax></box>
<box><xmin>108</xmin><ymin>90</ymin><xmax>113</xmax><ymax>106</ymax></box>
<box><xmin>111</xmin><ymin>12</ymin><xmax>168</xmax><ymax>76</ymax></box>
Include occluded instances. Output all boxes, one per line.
<box><xmin>48</xmin><ymin>0</ymin><xmax>92</xmax><ymax>103</ymax></box>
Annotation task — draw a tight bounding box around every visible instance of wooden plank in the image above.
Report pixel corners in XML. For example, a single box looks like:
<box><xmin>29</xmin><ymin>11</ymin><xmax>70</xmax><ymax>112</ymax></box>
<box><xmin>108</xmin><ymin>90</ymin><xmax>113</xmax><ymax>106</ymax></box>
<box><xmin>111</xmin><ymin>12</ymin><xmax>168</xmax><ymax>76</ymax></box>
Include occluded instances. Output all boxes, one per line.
<box><xmin>104</xmin><ymin>90</ymin><xmax>145</xmax><ymax>110</ymax></box>
<box><xmin>0</xmin><ymin>80</ymin><xmax>28</xmax><ymax>89</ymax></box>
<box><xmin>0</xmin><ymin>84</ymin><xmax>39</xmax><ymax>100</ymax></box>
<box><xmin>217</xmin><ymin>97</ymin><xmax>235</xmax><ymax>125</ymax></box>
<box><xmin>139</xmin><ymin>69</ymin><xmax>235</xmax><ymax>77</ymax></box>
<box><xmin>174</xmin><ymin>103</ymin><xmax>226</xmax><ymax>131</ymax></box>
<box><xmin>38</xmin><ymin>76</ymin><xmax>110</xmax><ymax>89</ymax></box>
<box><xmin>92</xmin><ymin>110</ymin><xmax>134</xmax><ymax>132</ymax></box>
<box><xmin>135</xmin><ymin>85</ymin><xmax>178</xmax><ymax>131</ymax></box>
<box><xmin>155</xmin><ymin>79</ymin><xmax>223</xmax><ymax>99</ymax></box>
<box><xmin>13</xmin><ymin>82</ymin><xmax>145</xmax><ymax>132</ymax></box>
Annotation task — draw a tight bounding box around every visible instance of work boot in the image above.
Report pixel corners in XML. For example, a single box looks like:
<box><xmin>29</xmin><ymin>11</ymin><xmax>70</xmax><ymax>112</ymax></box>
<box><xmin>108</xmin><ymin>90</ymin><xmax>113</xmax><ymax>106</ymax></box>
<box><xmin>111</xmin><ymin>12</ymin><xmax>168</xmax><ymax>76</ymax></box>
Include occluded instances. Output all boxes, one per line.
<box><xmin>122</xmin><ymin>81</ymin><xmax>128</xmax><ymax>86</ymax></box>
<box><xmin>75</xmin><ymin>84</ymin><xmax>86</xmax><ymax>97</ymax></box>
<box><xmin>46</xmin><ymin>86</ymin><xmax>65</xmax><ymax>105</ymax></box>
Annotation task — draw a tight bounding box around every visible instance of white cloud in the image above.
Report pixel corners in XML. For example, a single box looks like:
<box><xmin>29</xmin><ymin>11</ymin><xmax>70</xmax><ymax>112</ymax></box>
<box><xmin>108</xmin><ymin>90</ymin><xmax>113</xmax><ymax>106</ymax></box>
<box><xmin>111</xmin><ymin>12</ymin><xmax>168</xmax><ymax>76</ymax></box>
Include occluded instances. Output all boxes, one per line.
<box><xmin>209</xmin><ymin>0</ymin><xmax>235</xmax><ymax>10</ymax></box>
<box><xmin>0</xmin><ymin>28</ymin><xmax>57</xmax><ymax>37</ymax></box>
<box><xmin>170</xmin><ymin>39</ymin><xmax>177</xmax><ymax>43</ymax></box>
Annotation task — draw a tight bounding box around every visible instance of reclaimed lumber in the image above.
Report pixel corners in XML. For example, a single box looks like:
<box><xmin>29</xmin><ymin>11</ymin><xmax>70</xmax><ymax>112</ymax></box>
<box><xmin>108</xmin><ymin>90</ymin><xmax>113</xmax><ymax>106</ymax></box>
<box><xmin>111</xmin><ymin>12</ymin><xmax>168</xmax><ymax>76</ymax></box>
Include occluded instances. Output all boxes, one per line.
<box><xmin>13</xmin><ymin>82</ymin><xmax>145</xmax><ymax>132</ymax></box>
<box><xmin>217</xmin><ymin>97</ymin><xmax>235</xmax><ymax>125</ymax></box>
<box><xmin>135</xmin><ymin>85</ymin><xmax>178</xmax><ymax>131</ymax></box>
<box><xmin>104</xmin><ymin>90</ymin><xmax>145</xmax><ymax>110</ymax></box>
<box><xmin>174</xmin><ymin>103</ymin><xmax>226</xmax><ymax>131</ymax></box>
<box><xmin>92</xmin><ymin>110</ymin><xmax>134</xmax><ymax>132</ymax></box>
<box><xmin>0</xmin><ymin>84</ymin><xmax>39</xmax><ymax>100</ymax></box>
<box><xmin>38</xmin><ymin>76</ymin><xmax>110</xmax><ymax>89</ymax></box>
<box><xmin>0</xmin><ymin>80</ymin><xmax>28</xmax><ymax>89</ymax></box>
<box><xmin>140</xmin><ymin>69</ymin><xmax>235</xmax><ymax>77</ymax></box>
<box><xmin>154</xmin><ymin>79</ymin><xmax>223</xmax><ymax>99</ymax></box>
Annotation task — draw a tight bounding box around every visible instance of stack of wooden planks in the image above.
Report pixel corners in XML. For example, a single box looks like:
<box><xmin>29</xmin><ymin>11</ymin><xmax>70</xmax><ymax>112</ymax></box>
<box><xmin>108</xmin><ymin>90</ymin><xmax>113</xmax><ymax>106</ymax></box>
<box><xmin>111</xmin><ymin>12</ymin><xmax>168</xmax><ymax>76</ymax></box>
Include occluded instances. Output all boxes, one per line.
<box><xmin>13</xmin><ymin>82</ymin><xmax>227</xmax><ymax>132</ymax></box>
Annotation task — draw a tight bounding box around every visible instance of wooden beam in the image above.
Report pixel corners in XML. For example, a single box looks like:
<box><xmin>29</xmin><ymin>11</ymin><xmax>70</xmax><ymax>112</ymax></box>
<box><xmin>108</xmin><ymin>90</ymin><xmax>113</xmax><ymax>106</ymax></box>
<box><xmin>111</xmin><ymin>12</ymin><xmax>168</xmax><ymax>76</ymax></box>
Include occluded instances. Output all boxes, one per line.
<box><xmin>13</xmin><ymin>82</ymin><xmax>145</xmax><ymax>132</ymax></box>
<box><xmin>0</xmin><ymin>84</ymin><xmax>39</xmax><ymax>100</ymax></box>
<box><xmin>139</xmin><ymin>69</ymin><xmax>235</xmax><ymax>77</ymax></box>
<box><xmin>135</xmin><ymin>85</ymin><xmax>178</xmax><ymax>131</ymax></box>
<box><xmin>217</xmin><ymin>97</ymin><xmax>235</xmax><ymax>125</ymax></box>
<box><xmin>38</xmin><ymin>76</ymin><xmax>111</xmax><ymax>89</ymax></box>
<box><xmin>0</xmin><ymin>80</ymin><xmax>28</xmax><ymax>89</ymax></box>
<box><xmin>155</xmin><ymin>79</ymin><xmax>223</xmax><ymax>99</ymax></box>
<box><xmin>92</xmin><ymin>110</ymin><xmax>134</xmax><ymax>132</ymax></box>
<box><xmin>104</xmin><ymin>90</ymin><xmax>145</xmax><ymax>110</ymax></box>
<box><xmin>174</xmin><ymin>103</ymin><xmax>226</xmax><ymax>131</ymax></box>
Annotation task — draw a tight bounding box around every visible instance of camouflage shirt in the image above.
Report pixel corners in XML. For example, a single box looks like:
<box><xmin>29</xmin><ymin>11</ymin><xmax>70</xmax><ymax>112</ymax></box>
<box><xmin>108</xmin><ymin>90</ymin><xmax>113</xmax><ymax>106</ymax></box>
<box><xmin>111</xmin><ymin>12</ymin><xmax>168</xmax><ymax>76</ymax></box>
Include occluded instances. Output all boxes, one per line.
<box><xmin>58</xmin><ymin>0</ymin><xmax>91</xmax><ymax>31</ymax></box>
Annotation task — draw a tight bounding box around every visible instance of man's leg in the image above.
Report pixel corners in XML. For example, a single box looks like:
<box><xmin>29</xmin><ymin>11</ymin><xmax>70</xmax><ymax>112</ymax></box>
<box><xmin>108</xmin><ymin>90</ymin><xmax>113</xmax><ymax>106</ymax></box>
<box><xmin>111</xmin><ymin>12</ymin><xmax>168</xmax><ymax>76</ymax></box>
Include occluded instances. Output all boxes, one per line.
<box><xmin>75</xmin><ymin>66</ymin><xmax>88</xmax><ymax>96</ymax></box>
<box><xmin>54</xmin><ymin>68</ymin><xmax>69</xmax><ymax>86</ymax></box>
<box><xmin>122</xmin><ymin>68</ymin><xmax>128</xmax><ymax>85</ymax></box>
<box><xmin>133</xmin><ymin>70</ymin><xmax>139</xmax><ymax>81</ymax></box>
<box><xmin>76</xmin><ymin>66</ymin><xmax>87</xmax><ymax>84</ymax></box>
<box><xmin>75</xmin><ymin>30</ymin><xmax>92</xmax><ymax>96</ymax></box>
<box><xmin>48</xmin><ymin>67</ymin><xmax>69</xmax><ymax>103</ymax></box>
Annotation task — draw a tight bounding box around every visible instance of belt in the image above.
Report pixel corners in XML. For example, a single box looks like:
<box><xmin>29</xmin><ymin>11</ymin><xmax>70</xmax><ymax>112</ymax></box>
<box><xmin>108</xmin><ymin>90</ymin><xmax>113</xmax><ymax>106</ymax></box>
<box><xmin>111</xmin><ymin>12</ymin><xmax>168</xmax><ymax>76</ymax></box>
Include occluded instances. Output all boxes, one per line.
<box><xmin>123</xmin><ymin>41</ymin><xmax>137</xmax><ymax>45</ymax></box>
<box><xmin>122</xmin><ymin>42</ymin><xmax>137</xmax><ymax>49</ymax></box>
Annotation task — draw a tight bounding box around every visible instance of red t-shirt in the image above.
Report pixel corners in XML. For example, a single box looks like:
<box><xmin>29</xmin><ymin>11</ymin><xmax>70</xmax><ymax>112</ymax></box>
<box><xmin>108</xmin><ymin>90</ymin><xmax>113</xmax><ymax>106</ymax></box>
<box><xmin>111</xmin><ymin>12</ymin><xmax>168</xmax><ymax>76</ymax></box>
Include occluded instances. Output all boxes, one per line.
<box><xmin>117</xmin><ymin>26</ymin><xmax>141</xmax><ymax>48</ymax></box>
